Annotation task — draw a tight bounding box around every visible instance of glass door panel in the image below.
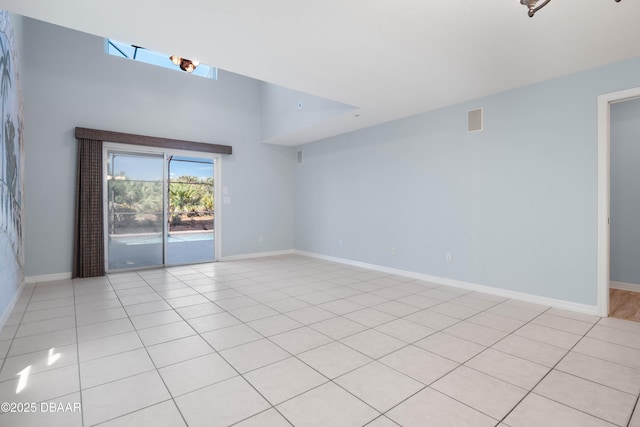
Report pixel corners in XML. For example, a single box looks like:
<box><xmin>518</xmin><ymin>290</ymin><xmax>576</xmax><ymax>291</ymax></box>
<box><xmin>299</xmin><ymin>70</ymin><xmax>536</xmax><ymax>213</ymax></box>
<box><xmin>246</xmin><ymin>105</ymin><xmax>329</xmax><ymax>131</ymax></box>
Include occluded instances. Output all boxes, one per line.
<box><xmin>167</xmin><ymin>155</ymin><xmax>215</xmax><ymax>265</ymax></box>
<box><xmin>107</xmin><ymin>151</ymin><xmax>164</xmax><ymax>270</ymax></box>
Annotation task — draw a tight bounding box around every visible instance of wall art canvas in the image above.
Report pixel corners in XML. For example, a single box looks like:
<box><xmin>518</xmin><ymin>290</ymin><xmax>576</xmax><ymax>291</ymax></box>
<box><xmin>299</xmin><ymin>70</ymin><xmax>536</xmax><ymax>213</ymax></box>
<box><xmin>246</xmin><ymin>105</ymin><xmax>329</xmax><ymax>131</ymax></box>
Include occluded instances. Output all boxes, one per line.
<box><xmin>0</xmin><ymin>10</ymin><xmax>23</xmax><ymax>266</ymax></box>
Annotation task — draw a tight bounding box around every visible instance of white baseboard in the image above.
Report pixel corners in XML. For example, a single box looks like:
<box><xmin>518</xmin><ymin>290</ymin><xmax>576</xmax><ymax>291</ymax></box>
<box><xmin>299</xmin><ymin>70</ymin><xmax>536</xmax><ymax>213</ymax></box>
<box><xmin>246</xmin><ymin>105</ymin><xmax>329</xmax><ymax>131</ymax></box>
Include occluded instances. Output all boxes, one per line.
<box><xmin>0</xmin><ymin>279</ymin><xmax>26</xmax><ymax>332</ymax></box>
<box><xmin>25</xmin><ymin>272</ymin><xmax>72</xmax><ymax>284</ymax></box>
<box><xmin>220</xmin><ymin>249</ymin><xmax>295</xmax><ymax>262</ymax></box>
<box><xmin>610</xmin><ymin>281</ymin><xmax>640</xmax><ymax>292</ymax></box>
<box><xmin>294</xmin><ymin>250</ymin><xmax>598</xmax><ymax>316</ymax></box>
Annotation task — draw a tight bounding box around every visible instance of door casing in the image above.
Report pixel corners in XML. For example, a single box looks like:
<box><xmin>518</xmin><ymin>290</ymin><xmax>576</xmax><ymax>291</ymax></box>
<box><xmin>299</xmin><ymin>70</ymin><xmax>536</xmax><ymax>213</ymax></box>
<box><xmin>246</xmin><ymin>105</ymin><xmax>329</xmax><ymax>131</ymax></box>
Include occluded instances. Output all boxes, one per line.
<box><xmin>596</xmin><ymin>87</ymin><xmax>640</xmax><ymax>316</ymax></box>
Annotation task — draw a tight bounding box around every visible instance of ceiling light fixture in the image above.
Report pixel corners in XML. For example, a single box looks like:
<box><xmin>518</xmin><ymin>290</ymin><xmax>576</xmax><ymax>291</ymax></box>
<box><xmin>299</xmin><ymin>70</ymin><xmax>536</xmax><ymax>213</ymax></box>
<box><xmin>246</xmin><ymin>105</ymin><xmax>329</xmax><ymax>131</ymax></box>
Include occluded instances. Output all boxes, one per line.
<box><xmin>169</xmin><ymin>55</ymin><xmax>200</xmax><ymax>73</ymax></box>
<box><xmin>521</xmin><ymin>0</ymin><xmax>621</xmax><ymax>17</ymax></box>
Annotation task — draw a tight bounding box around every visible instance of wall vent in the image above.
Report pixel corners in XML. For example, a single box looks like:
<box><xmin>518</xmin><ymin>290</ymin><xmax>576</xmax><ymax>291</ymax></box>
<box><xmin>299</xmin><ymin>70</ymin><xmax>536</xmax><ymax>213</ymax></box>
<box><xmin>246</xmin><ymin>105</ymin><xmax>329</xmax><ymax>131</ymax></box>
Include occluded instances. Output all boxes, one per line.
<box><xmin>468</xmin><ymin>108</ymin><xmax>483</xmax><ymax>132</ymax></box>
<box><xmin>297</xmin><ymin>150</ymin><xmax>303</xmax><ymax>164</ymax></box>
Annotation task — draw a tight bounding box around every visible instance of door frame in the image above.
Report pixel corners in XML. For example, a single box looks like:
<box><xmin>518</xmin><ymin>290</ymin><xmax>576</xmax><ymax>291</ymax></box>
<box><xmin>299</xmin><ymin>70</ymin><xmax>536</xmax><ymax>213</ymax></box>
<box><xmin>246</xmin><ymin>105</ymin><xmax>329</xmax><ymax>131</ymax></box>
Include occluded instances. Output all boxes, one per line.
<box><xmin>103</xmin><ymin>142</ymin><xmax>222</xmax><ymax>272</ymax></box>
<box><xmin>596</xmin><ymin>87</ymin><xmax>640</xmax><ymax>316</ymax></box>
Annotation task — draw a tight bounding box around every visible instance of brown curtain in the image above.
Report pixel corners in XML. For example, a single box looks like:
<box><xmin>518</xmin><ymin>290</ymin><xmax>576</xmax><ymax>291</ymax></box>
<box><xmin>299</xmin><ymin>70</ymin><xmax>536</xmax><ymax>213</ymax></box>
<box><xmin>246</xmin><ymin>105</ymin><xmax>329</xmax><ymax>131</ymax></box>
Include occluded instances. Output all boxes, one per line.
<box><xmin>72</xmin><ymin>138</ymin><xmax>105</xmax><ymax>278</ymax></box>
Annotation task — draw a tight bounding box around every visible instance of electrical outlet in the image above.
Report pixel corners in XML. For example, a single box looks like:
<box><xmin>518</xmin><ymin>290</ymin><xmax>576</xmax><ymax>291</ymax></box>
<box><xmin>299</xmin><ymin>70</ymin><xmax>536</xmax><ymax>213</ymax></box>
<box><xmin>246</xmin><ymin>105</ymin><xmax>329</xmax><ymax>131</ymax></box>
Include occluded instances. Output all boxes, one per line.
<box><xmin>338</xmin><ymin>240</ymin><xmax>343</xmax><ymax>247</ymax></box>
<box><xmin>445</xmin><ymin>252</ymin><xmax>452</xmax><ymax>263</ymax></box>
<box><xmin>391</xmin><ymin>246</ymin><xmax>397</xmax><ymax>255</ymax></box>
<box><xmin>258</xmin><ymin>235</ymin><xmax>264</xmax><ymax>243</ymax></box>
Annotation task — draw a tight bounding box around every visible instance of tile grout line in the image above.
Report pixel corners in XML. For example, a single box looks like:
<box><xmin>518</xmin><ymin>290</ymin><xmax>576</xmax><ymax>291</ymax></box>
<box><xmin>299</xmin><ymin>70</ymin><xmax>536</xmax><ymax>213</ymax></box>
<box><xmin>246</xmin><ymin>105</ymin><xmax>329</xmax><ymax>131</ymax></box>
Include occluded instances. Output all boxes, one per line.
<box><xmin>627</xmin><ymin>394</ymin><xmax>639</xmax><ymax>427</ymax></box>
<box><xmin>178</xmin><ymin>270</ymin><xmax>367</xmax><ymax>427</ymax></box>
<box><xmin>378</xmin><ymin>303</ymin><xmax>630</xmax><ymax>426</ymax></box>
<box><xmin>103</xmin><ymin>271</ymin><xmax>192</xmax><ymax>427</ymax></box>
<box><xmin>339</xmin><ymin>295</ymin><xmax>536</xmax><ymax>424</ymax></box>
<box><xmin>235</xmin><ymin>284</ymin><xmax>515</xmax><ymax>424</ymax></box>
<box><xmin>134</xmin><ymin>268</ymin><xmax>299</xmax><ymax>427</ymax></box>
<box><xmin>0</xmin><ymin>272</ymin><xmax>543</xmax><ymax>425</ymax></box>
<box><xmin>10</xmin><ymin>268</ymin><xmax>416</xmax><ymax>424</ymax></box>
<box><xmin>61</xmin><ymin>270</ymin><xmax>618</xmax><ymax>425</ymax></box>
<box><xmin>495</xmin><ymin>311</ymin><xmax>622</xmax><ymax>426</ymax></box>
<box><xmin>160</xmin><ymin>263</ymin><xmax>404</xmax><ymax>425</ymax></box>
<box><xmin>4</xmin><ymin>257</ymin><xmax>640</xmax><ymax>426</ymax></box>
<box><xmin>67</xmin><ymin>273</ymin><xmax>186</xmax><ymax>426</ymax></box>
<box><xmin>381</xmin><ymin>305</ymin><xmax>557</xmax><ymax>425</ymax></box>
<box><xmin>1</xmin><ymin>282</ymin><xmax>81</xmax><ymax>419</ymax></box>
<box><xmin>0</xmin><ymin>282</ymin><xmax>36</xmax><ymax>389</ymax></box>
<box><xmin>71</xmin><ymin>278</ymin><xmax>85</xmax><ymax>427</ymax></box>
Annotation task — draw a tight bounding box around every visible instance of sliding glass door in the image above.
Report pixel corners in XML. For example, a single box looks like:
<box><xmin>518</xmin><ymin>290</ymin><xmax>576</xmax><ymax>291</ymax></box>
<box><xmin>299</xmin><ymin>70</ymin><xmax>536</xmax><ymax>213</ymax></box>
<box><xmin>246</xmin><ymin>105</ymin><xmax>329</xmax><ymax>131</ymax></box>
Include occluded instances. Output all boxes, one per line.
<box><xmin>105</xmin><ymin>146</ymin><xmax>218</xmax><ymax>271</ymax></box>
<box><xmin>167</xmin><ymin>155</ymin><xmax>215</xmax><ymax>264</ymax></box>
<box><xmin>106</xmin><ymin>151</ymin><xmax>164</xmax><ymax>270</ymax></box>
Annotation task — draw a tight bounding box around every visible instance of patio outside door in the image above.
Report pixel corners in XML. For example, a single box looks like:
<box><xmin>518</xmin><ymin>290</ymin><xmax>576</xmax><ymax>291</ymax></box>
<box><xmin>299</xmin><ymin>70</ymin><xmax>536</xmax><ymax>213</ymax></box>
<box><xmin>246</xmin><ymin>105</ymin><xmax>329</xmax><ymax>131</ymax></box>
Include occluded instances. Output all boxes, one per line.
<box><xmin>105</xmin><ymin>147</ymin><xmax>217</xmax><ymax>271</ymax></box>
<box><xmin>167</xmin><ymin>155</ymin><xmax>215</xmax><ymax>265</ymax></box>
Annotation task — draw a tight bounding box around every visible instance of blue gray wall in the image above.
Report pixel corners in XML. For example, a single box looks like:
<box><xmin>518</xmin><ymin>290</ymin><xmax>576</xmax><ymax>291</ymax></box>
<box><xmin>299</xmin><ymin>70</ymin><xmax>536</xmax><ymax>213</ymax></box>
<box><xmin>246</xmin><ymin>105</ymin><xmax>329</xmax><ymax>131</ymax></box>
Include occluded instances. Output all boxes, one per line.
<box><xmin>611</xmin><ymin>98</ymin><xmax>640</xmax><ymax>285</ymax></box>
<box><xmin>22</xmin><ymin>18</ymin><xmax>295</xmax><ymax>277</ymax></box>
<box><xmin>295</xmin><ymin>57</ymin><xmax>640</xmax><ymax>306</ymax></box>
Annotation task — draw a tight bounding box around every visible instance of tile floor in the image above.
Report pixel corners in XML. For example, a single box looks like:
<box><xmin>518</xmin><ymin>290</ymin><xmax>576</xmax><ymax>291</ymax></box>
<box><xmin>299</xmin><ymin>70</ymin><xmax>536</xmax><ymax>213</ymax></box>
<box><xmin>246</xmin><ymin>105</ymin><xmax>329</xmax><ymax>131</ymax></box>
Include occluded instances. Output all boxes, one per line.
<box><xmin>0</xmin><ymin>254</ymin><xmax>639</xmax><ymax>426</ymax></box>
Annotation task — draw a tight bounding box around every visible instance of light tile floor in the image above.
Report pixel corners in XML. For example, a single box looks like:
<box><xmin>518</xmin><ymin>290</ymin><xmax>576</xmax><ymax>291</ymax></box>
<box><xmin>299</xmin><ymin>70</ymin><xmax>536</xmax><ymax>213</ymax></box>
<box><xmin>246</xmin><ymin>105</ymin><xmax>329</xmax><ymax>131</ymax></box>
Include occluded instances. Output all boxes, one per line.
<box><xmin>0</xmin><ymin>254</ymin><xmax>639</xmax><ymax>426</ymax></box>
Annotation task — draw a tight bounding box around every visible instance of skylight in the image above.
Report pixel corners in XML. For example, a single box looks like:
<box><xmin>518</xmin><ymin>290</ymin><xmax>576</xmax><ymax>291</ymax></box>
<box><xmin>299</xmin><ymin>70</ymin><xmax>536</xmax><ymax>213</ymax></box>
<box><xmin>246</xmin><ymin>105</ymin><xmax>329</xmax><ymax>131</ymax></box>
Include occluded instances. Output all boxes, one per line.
<box><xmin>107</xmin><ymin>39</ymin><xmax>217</xmax><ymax>80</ymax></box>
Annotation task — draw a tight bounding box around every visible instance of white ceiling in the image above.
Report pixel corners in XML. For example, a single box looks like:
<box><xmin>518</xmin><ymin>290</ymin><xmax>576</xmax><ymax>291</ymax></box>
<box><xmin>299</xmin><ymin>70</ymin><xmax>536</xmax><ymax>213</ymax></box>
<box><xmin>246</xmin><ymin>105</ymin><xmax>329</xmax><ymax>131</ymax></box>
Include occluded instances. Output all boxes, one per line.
<box><xmin>3</xmin><ymin>0</ymin><xmax>640</xmax><ymax>145</ymax></box>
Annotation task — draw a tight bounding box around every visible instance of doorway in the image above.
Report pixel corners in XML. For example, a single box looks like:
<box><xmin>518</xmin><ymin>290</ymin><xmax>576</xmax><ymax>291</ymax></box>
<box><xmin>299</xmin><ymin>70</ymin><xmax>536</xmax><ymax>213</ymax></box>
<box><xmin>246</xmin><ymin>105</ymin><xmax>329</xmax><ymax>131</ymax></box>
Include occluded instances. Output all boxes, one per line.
<box><xmin>104</xmin><ymin>144</ymin><xmax>220</xmax><ymax>271</ymax></box>
<box><xmin>596</xmin><ymin>87</ymin><xmax>640</xmax><ymax>317</ymax></box>
<box><xmin>608</xmin><ymin>98</ymin><xmax>640</xmax><ymax>322</ymax></box>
